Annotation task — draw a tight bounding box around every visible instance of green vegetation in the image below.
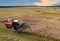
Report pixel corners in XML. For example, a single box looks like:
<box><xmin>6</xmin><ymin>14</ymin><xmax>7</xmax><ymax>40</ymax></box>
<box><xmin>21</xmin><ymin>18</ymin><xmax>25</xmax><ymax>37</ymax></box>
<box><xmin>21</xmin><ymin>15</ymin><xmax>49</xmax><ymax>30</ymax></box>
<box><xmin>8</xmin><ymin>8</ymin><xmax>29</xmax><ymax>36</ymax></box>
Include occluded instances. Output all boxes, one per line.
<box><xmin>0</xmin><ymin>23</ymin><xmax>60</xmax><ymax>41</ymax></box>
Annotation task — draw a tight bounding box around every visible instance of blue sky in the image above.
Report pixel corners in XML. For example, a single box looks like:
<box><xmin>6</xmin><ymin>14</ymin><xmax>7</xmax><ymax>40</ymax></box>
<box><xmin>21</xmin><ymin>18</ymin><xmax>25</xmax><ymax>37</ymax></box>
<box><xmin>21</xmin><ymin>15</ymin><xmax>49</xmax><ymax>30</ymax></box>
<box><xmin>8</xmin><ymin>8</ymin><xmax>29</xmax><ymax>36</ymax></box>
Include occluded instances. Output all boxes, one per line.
<box><xmin>0</xmin><ymin>0</ymin><xmax>40</xmax><ymax>6</ymax></box>
<box><xmin>0</xmin><ymin>0</ymin><xmax>60</xmax><ymax>6</ymax></box>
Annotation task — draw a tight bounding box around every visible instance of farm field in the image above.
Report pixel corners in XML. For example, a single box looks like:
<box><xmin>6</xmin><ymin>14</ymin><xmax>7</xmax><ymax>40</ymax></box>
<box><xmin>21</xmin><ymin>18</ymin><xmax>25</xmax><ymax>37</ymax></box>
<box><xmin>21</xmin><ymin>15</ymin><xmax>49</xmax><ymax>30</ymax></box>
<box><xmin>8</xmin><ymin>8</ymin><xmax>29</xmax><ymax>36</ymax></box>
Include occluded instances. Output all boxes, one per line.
<box><xmin>0</xmin><ymin>7</ymin><xmax>60</xmax><ymax>41</ymax></box>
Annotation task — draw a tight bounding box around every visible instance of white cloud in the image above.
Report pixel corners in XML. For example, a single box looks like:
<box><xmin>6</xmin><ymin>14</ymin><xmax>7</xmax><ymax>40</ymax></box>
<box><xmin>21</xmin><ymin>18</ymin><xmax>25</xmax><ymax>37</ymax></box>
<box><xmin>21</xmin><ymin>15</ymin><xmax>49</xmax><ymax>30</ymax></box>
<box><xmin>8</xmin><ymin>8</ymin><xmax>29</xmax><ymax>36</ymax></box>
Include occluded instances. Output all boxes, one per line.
<box><xmin>34</xmin><ymin>0</ymin><xmax>60</xmax><ymax>6</ymax></box>
<box><xmin>51</xmin><ymin>0</ymin><xmax>60</xmax><ymax>3</ymax></box>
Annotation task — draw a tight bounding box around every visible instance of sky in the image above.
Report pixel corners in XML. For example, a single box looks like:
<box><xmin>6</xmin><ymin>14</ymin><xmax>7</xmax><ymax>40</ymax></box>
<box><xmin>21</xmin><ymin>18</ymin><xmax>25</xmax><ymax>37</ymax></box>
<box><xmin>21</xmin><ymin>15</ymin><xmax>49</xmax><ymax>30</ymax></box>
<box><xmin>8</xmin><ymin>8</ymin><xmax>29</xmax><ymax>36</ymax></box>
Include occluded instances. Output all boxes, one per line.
<box><xmin>0</xmin><ymin>0</ymin><xmax>60</xmax><ymax>6</ymax></box>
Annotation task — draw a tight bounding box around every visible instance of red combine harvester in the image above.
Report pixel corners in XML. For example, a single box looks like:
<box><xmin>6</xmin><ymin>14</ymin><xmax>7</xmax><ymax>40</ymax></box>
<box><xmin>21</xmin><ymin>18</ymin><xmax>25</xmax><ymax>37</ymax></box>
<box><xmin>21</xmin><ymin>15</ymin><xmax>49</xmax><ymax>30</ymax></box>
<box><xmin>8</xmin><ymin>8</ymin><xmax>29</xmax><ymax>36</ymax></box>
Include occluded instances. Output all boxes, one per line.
<box><xmin>4</xmin><ymin>20</ymin><xmax>12</xmax><ymax>29</ymax></box>
<box><xmin>0</xmin><ymin>18</ymin><xmax>30</xmax><ymax>33</ymax></box>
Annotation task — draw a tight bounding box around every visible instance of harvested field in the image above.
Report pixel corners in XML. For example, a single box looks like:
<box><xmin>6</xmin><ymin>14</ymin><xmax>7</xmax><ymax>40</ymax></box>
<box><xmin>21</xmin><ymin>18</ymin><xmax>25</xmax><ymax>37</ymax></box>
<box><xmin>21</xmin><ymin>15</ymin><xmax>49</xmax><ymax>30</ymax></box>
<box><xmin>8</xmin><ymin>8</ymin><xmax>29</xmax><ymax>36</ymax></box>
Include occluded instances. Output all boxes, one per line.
<box><xmin>0</xmin><ymin>7</ymin><xmax>60</xmax><ymax>41</ymax></box>
<box><xmin>19</xmin><ymin>15</ymin><xmax>60</xmax><ymax>39</ymax></box>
